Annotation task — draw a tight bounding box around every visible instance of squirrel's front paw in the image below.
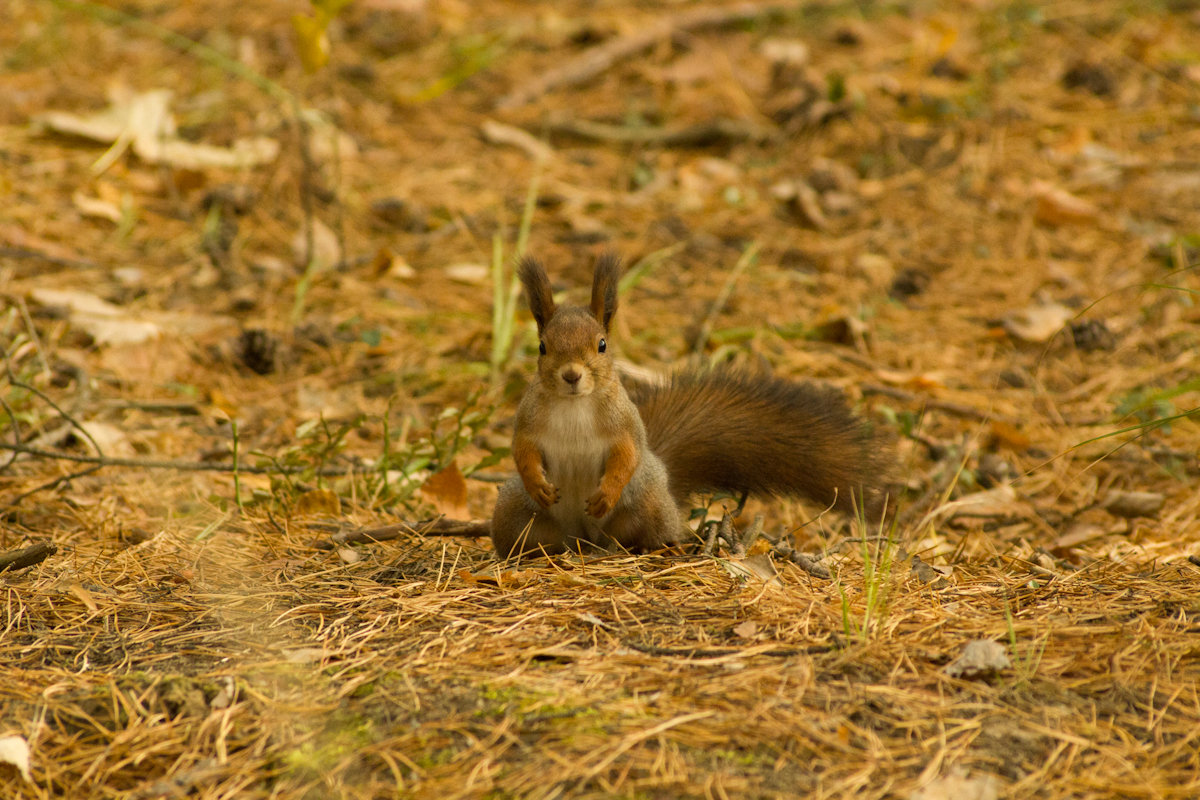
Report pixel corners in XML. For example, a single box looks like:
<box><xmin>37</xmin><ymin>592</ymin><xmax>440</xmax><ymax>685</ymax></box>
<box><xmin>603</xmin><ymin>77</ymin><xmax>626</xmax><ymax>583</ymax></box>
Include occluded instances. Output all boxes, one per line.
<box><xmin>529</xmin><ymin>479</ymin><xmax>560</xmax><ymax>508</ymax></box>
<box><xmin>586</xmin><ymin>486</ymin><xmax>619</xmax><ymax>518</ymax></box>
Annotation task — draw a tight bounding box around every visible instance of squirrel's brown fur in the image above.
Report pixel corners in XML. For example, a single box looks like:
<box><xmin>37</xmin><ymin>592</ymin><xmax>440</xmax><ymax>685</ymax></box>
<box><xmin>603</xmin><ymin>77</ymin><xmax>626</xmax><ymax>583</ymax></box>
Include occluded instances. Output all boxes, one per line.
<box><xmin>490</xmin><ymin>254</ymin><xmax>891</xmax><ymax>558</ymax></box>
<box><xmin>630</xmin><ymin>368</ymin><xmax>888</xmax><ymax>516</ymax></box>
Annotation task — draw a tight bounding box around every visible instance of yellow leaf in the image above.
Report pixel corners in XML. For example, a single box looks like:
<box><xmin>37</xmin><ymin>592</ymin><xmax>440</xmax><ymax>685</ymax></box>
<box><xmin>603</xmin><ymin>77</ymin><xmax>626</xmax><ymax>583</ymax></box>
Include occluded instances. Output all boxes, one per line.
<box><xmin>294</xmin><ymin>489</ymin><xmax>341</xmax><ymax>517</ymax></box>
<box><xmin>292</xmin><ymin>13</ymin><xmax>330</xmax><ymax>73</ymax></box>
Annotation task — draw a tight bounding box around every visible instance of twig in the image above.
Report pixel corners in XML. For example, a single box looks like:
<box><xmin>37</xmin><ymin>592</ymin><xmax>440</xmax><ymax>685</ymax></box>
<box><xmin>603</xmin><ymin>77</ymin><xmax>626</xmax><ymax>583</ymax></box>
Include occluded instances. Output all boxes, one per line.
<box><xmin>4</xmin><ymin>367</ymin><xmax>104</xmax><ymax>457</ymax></box>
<box><xmin>495</xmin><ymin>2</ymin><xmax>788</xmax><ymax>109</ymax></box>
<box><xmin>771</xmin><ymin>544</ymin><xmax>832</xmax><ymax>580</ymax></box>
<box><xmin>0</xmin><ymin>246</ymin><xmax>101</xmax><ymax>271</ymax></box>
<box><xmin>545</xmin><ymin>117</ymin><xmax>774</xmax><ymax>147</ymax></box>
<box><xmin>316</xmin><ymin>518</ymin><xmax>491</xmax><ymax>550</ymax></box>
<box><xmin>622</xmin><ymin>639</ymin><xmax>829</xmax><ymax>659</ymax></box>
<box><xmin>6</xmin><ymin>465</ymin><xmax>104</xmax><ymax>507</ymax></box>
<box><xmin>0</xmin><ymin>442</ymin><xmax>369</xmax><ymax>476</ymax></box>
<box><xmin>0</xmin><ymin>541</ymin><xmax>58</xmax><ymax>573</ymax></box>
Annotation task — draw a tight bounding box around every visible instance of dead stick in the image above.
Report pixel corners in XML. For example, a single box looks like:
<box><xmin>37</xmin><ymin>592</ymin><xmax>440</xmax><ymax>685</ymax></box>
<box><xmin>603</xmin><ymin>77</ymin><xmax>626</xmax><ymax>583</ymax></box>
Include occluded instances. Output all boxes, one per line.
<box><xmin>0</xmin><ymin>542</ymin><xmax>58</xmax><ymax>573</ymax></box>
<box><xmin>546</xmin><ymin>117</ymin><xmax>774</xmax><ymax>146</ymax></box>
<box><xmin>496</xmin><ymin>2</ymin><xmax>787</xmax><ymax>109</ymax></box>
<box><xmin>317</xmin><ymin>518</ymin><xmax>491</xmax><ymax>549</ymax></box>
<box><xmin>860</xmin><ymin>383</ymin><xmax>1018</xmax><ymax>425</ymax></box>
<box><xmin>0</xmin><ymin>442</ymin><xmax>370</xmax><ymax>476</ymax></box>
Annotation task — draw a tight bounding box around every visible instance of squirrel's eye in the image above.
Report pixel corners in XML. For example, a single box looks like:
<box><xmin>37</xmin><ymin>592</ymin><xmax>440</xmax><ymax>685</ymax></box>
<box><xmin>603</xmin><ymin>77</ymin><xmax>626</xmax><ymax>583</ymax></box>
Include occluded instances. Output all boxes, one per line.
<box><xmin>598</xmin><ymin>338</ymin><xmax>607</xmax><ymax>353</ymax></box>
<box><xmin>538</xmin><ymin>341</ymin><xmax>546</xmax><ymax>355</ymax></box>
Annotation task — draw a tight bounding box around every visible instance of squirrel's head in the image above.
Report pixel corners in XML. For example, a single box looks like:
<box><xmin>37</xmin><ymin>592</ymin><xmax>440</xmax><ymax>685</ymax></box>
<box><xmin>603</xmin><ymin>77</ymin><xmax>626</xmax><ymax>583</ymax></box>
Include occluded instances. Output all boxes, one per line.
<box><xmin>518</xmin><ymin>253</ymin><xmax>620</xmax><ymax>398</ymax></box>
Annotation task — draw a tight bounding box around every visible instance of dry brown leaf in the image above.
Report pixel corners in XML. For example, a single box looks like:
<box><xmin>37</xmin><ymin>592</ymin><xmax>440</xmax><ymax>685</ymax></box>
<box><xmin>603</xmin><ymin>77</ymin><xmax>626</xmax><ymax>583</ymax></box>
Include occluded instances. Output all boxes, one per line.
<box><xmin>445</xmin><ymin>263</ymin><xmax>490</xmax><ymax>285</ymax></box>
<box><xmin>988</xmin><ymin>420</ymin><xmax>1031</xmax><ymax>451</ymax></box>
<box><xmin>291</xmin><ymin>218</ymin><xmax>341</xmax><ymax>269</ymax></box>
<box><xmin>732</xmin><ymin>620</ymin><xmax>759</xmax><ymax>639</ymax></box>
<box><xmin>1052</xmin><ymin>522</ymin><xmax>1107</xmax><ymax>552</ymax></box>
<box><xmin>72</xmin><ymin>191</ymin><xmax>122</xmax><ymax>223</ymax></box>
<box><xmin>68</xmin><ymin>583</ymin><xmax>99</xmax><ymax>613</ymax></box>
<box><xmin>720</xmin><ymin>554</ymin><xmax>782</xmax><ymax>589</ymax></box>
<box><xmin>1102</xmin><ymin>490</ymin><xmax>1165</xmax><ymax>519</ymax></box>
<box><xmin>1030</xmin><ymin>180</ymin><xmax>1099</xmax><ymax>225</ymax></box>
<box><xmin>481</xmin><ymin>119</ymin><xmax>554</xmax><ymax>161</ymax></box>
<box><xmin>77</xmin><ymin>421</ymin><xmax>135</xmax><ymax>457</ymax></box>
<box><xmin>37</xmin><ymin>88</ymin><xmax>278</xmax><ymax>170</ymax></box>
<box><xmin>422</xmin><ymin>462</ymin><xmax>469</xmax><ymax>518</ymax></box>
<box><xmin>1003</xmin><ymin>301</ymin><xmax>1073</xmax><ymax>343</ymax></box>
<box><xmin>933</xmin><ymin>485</ymin><xmax>1025</xmax><ymax>523</ymax></box>
<box><xmin>294</xmin><ymin>489</ymin><xmax>341</xmax><ymax>518</ymax></box>
<box><xmin>943</xmin><ymin>639</ymin><xmax>1010</xmax><ymax>679</ymax></box>
<box><xmin>30</xmin><ymin>288</ymin><xmax>161</xmax><ymax>346</ymax></box>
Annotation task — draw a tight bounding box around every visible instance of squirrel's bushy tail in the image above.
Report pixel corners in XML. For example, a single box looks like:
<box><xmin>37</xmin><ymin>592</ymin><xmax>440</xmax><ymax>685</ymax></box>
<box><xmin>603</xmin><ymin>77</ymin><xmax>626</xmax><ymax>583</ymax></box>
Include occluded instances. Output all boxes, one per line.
<box><xmin>631</xmin><ymin>367</ymin><xmax>890</xmax><ymax>516</ymax></box>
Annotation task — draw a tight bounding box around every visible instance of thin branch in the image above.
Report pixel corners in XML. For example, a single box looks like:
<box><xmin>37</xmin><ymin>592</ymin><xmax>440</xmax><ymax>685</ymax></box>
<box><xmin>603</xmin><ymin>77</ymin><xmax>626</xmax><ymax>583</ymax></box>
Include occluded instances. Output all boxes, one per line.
<box><xmin>0</xmin><ymin>542</ymin><xmax>58</xmax><ymax>573</ymax></box>
<box><xmin>6</xmin><ymin>465</ymin><xmax>104</xmax><ymax>507</ymax></box>
<box><xmin>496</xmin><ymin>2</ymin><xmax>789</xmax><ymax>109</ymax></box>
<box><xmin>316</xmin><ymin>518</ymin><xmax>492</xmax><ymax>550</ymax></box>
<box><xmin>0</xmin><ymin>442</ymin><xmax>369</xmax><ymax>476</ymax></box>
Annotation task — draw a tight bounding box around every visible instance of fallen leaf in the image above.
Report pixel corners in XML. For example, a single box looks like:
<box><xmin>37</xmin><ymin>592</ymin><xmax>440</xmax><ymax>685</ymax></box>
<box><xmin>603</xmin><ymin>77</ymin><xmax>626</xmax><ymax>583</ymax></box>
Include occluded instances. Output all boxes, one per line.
<box><xmin>445</xmin><ymin>263</ymin><xmax>490</xmax><ymax>285</ymax></box>
<box><xmin>68</xmin><ymin>583</ymin><xmax>100</xmax><ymax>613</ymax></box>
<box><xmin>576</xmin><ymin>612</ymin><xmax>614</xmax><ymax>630</ymax></box>
<box><xmin>481</xmin><ymin>119</ymin><xmax>554</xmax><ymax>162</ymax></box>
<box><xmin>943</xmin><ymin>639</ymin><xmax>1011</xmax><ymax>679</ymax></box>
<box><xmin>733</xmin><ymin>620</ymin><xmax>759</xmax><ymax>639</ymax></box>
<box><xmin>911</xmin><ymin>767</ymin><xmax>1000</xmax><ymax>800</ymax></box>
<box><xmin>29</xmin><ymin>288</ymin><xmax>160</xmax><ymax>346</ymax></box>
<box><xmin>294</xmin><ymin>489</ymin><xmax>341</xmax><ymax>518</ymax></box>
<box><xmin>0</xmin><ymin>735</ymin><xmax>32</xmax><ymax>782</ymax></box>
<box><xmin>422</xmin><ymin>461</ymin><xmax>469</xmax><ymax>518</ymax></box>
<box><xmin>933</xmin><ymin>485</ymin><xmax>1026</xmax><ymax>523</ymax></box>
<box><xmin>760</xmin><ymin>38</ymin><xmax>810</xmax><ymax>67</ymax></box>
<box><xmin>1003</xmin><ymin>301</ymin><xmax>1073</xmax><ymax>343</ymax></box>
<box><xmin>72</xmin><ymin>191</ymin><xmax>123</xmax><ymax>223</ymax></box>
<box><xmin>369</xmin><ymin>247</ymin><xmax>415</xmax><ymax>279</ymax></box>
<box><xmin>291</xmin><ymin>218</ymin><xmax>341</xmax><ymax>269</ymax></box>
<box><xmin>1030</xmin><ymin>180</ymin><xmax>1099</xmax><ymax>225</ymax></box>
<box><xmin>988</xmin><ymin>420</ymin><xmax>1031</xmax><ymax>451</ymax></box>
<box><xmin>1102</xmin><ymin>490</ymin><xmax>1164</xmax><ymax>519</ymax></box>
<box><xmin>282</xmin><ymin>647</ymin><xmax>326</xmax><ymax>664</ymax></box>
<box><xmin>37</xmin><ymin>87</ymin><xmax>278</xmax><ymax>171</ymax></box>
<box><xmin>720</xmin><ymin>553</ymin><xmax>782</xmax><ymax>589</ymax></box>
<box><xmin>1051</xmin><ymin>522</ymin><xmax>1107</xmax><ymax>553</ymax></box>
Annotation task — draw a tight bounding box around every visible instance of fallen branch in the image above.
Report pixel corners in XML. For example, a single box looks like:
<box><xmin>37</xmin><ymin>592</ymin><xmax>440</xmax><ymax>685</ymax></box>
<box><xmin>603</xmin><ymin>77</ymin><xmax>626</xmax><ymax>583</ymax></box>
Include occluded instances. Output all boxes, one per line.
<box><xmin>496</xmin><ymin>2</ymin><xmax>788</xmax><ymax>109</ymax></box>
<box><xmin>0</xmin><ymin>541</ymin><xmax>58</xmax><ymax>573</ymax></box>
<box><xmin>546</xmin><ymin>117</ymin><xmax>774</xmax><ymax>147</ymax></box>
<box><xmin>316</xmin><ymin>518</ymin><xmax>492</xmax><ymax>550</ymax></box>
<box><xmin>0</xmin><ymin>442</ymin><xmax>370</xmax><ymax>476</ymax></box>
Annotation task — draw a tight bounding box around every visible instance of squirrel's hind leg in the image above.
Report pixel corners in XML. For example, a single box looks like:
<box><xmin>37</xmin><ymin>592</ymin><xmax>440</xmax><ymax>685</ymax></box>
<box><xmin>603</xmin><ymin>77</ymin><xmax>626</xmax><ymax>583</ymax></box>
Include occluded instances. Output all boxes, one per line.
<box><xmin>602</xmin><ymin>502</ymin><xmax>685</xmax><ymax>552</ymax></box>
<box><xmin>602</xmin><ymin>461</ymin><xmax>686</xmax><ymax>553</ymax></box>
<box><xmin>491</xmin><ymin>478</ymin><xmax>573</xmax><ymax>559</ymax></box>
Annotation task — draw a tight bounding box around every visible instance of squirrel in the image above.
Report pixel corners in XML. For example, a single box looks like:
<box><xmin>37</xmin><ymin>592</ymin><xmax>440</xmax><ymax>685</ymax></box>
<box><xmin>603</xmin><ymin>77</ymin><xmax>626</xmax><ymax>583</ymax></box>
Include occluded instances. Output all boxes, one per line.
<box><xmin>490</xmin><ymin>253</ymin><xmax>891</xmax><ymax>559</ymax></box>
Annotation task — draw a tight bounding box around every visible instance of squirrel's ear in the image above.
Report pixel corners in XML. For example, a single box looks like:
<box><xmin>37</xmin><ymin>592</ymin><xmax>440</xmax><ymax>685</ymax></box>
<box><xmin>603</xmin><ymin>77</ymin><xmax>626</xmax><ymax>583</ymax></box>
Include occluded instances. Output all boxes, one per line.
<box><xmin>517</xmin><ymin>256</ymin><xmax>556</xmax><ymax>334</ymax></box>
<box><xmin>590</xmin><ymin>252</ymin><xmax>620</xmax><ymax>331</ymax></box>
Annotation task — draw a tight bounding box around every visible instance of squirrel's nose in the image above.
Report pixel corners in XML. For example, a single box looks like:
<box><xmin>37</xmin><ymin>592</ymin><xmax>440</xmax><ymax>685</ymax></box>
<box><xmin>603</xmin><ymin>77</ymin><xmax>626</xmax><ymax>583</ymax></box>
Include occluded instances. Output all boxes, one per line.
<box><xmin>561</xmin><ymin>368</ymin><xmax>582</xmax><ymax>385</ymax></box>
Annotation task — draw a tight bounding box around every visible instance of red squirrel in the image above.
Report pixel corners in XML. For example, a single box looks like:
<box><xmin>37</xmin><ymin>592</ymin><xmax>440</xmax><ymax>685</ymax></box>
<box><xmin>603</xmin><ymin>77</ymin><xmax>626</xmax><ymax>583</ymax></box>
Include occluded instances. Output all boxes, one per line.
<box><xmin>490</xmin><ymin>253</ymin><xmax>891</xmax><ymax>558</ymax></box>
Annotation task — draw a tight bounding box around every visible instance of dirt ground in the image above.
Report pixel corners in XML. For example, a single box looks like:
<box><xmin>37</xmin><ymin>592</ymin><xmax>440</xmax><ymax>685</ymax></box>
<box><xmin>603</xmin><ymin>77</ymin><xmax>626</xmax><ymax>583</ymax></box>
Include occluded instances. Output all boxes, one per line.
<box><xmin>2</xmin><ymin>0</ymin><xmax>1199</xmax><ymax>798</ymax></box>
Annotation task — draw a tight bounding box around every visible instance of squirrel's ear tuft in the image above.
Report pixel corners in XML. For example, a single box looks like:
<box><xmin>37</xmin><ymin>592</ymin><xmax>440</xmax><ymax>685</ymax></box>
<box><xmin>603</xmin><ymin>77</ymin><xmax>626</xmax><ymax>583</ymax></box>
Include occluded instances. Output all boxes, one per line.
<box><xmin>517</xmin><ymin>256</ymin><xmax>556</xmax><ymax>334</ymax></box>
<box><xmin>590</xmin><ymin>252</ymin><xmax>621</xmax><ymax>331</ymax></box>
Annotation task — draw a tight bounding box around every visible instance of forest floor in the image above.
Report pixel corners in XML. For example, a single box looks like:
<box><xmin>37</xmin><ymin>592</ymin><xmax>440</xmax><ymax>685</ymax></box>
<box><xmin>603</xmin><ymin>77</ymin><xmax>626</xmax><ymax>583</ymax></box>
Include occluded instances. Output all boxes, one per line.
<box><xmin>2</xmin><ymin>1</ymin><xmax>1199</xmax><ymax>798</ymax></box>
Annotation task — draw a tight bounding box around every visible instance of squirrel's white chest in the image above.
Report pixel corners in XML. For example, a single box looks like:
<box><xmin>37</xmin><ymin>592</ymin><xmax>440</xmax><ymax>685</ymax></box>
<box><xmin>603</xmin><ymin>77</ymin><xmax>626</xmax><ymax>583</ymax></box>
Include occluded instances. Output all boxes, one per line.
<box><xmin>537</xmin><ymin>399</ymin><xmax>609</xmax><ymax>502</ymax></box>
